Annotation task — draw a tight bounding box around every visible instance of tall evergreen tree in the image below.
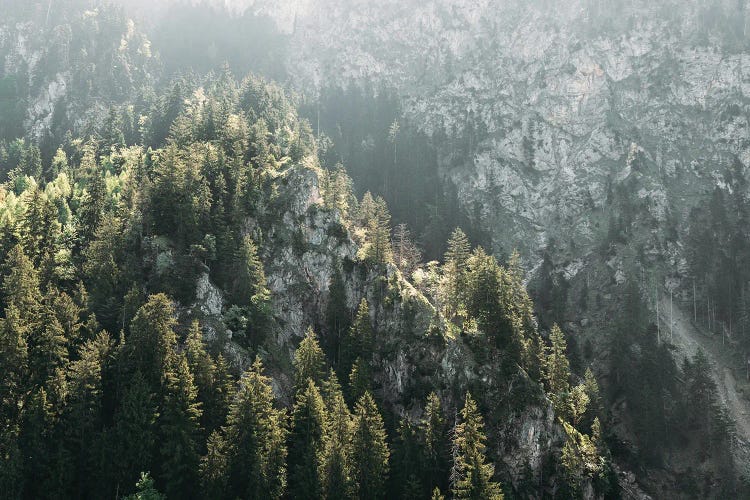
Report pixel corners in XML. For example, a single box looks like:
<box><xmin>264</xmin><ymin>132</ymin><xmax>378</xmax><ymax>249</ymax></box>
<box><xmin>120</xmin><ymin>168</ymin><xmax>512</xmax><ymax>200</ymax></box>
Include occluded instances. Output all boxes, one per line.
<box><xmin>64</xmin><ymin>332</ymin><xmax>113</xmax><ymax>498</ymax></box>
<box><xmin>0</xmin><ymin>306</ymin><xmax>29</xmax><ymax>423</ymax></box>
<box><xmin>288</xmin><ymin>379</ymin><xmax>327</xmax><ymax>500</ymax></box>
<box><xmin>159</xmin><ymin>354</ymin><xmax>202</xmax><ymax>499</ymax></box>
<box><xmin>365</xmin><ymin>196</ymin><xmax>392</xmax><ymax>266</ymax></box>
<box><xmin>320</xmin><ymin>370</ymin><xmax>353</xmax><ymax>500</ymax></box>
<box><xmin>325</xmin><ymin>263</ymin><xmax>350</xmax><ymax>366</ymax></box>
<box><xmin>348</xmin><ymin>357</ymin><xmax>371</xmax><ymax>404</ymax></box>
<box><xmin>200</xmin><ymin>430</ymin><xmax>228</xmax><ymax>499</ymax></box>
<box><xmin>544</xmin><ymin>324</ymin><xmax>571</xmax><ymax>398</ymax></box>
<box><xmin>184</xmin><ymin>320</ymin><xmax>216</xmax><ymax>436</ymax></box>
<box><xmin>351</xmin><ymin>392</ymin><xmax>389</xmax><ymax>500</ymax></box>
<box><xmin>341</xmin><ymin>299</ymin><xmax>373</xmax><ymax>378</ymax></box>
<box><xmin>421</xmin><ymin>392</ymin><xmax>451</xmax><ymax>494</ymax></box>
<box><xmin>2</xmin><ymin>244</ymin><xmax>42</xmax><ymax>318</ymax></box>
<box><xmin>223</xmin><ymin>357</ymin><xmax>287</xmax><ymax>499</ymax></box>
<box><xmin>443</xmin><ymin>227</ymin><xmax>470</xmax><ymax>317</ymax></box>
<box><xmin>451</xmin><ymin>393</ymin><xmax>503</xmax><ymax>500</ymax></box>
<box><xmin>293</xmin><ymin>327</ymin><xmax>327</xmax><ymax>390</ymax></box>
<box><xmin>127</xmin><ymin>294</ymin><xmax>177</xmax><ymax>390</ymax></box>
<box><xmin>113</xmin><ymin>371</ymin><xmax>156</xmax><ymax>497</ymax></box>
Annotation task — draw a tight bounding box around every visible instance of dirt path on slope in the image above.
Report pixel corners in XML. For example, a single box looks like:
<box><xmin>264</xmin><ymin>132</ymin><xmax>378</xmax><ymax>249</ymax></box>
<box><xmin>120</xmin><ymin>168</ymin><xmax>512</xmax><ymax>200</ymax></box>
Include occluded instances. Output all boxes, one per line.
<box><xmin>658</xmin><ymin>297</ymin><xmax>750</xmax><ymax>472</ymax></box>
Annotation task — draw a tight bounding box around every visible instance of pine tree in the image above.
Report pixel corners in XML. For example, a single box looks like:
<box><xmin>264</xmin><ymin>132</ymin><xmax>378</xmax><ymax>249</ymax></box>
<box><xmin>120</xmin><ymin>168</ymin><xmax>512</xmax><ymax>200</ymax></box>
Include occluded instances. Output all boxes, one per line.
<box><xmin>351</xmin><ymin>392</ymin><xmax>390</xmax><ymax>500</ymax></box>
<box><xmin>544</xmin><ymin>324</ymin><xmax>571</xmax><ymax>398</ymax></box>
<box><xmin>293</xmin><ymin>327</ymin><xmax>327</xmax><ymax>390</ymax></box>
<box><xmin>392</xmin><ymin>223</ymin><xmax>421</xmax><ymax>277</ymax></box>
<box><xmin>421</xmin><ymin>392</ymin><xmax>450</xmax><ymax>494</ymax></box>
<box><xmin>64</xmin><ymin>332</ymin><xmax>112</xmax><ymax>498</ymax></box>
<box><xmin>2</xmin><ymin>244</ymin><xmax>42</xmax><ymax>319</ymax></box>
<box><xmin>200</xmin><ymin>430</ymin><xmax>228</xmax><ymax>499</ymax></box>
<box><xmin>445</xmin><ymin>228</ymin><xmax>471</xmax><ymax>272</ymax></box>
<box><xmin>341</xmin><ymin>299</ymin><xmax>373</xmax><ymax>378</ymax></box>
<box><xmin>159</xmin><ymin>354</ymin><xmax>203</xmax><ymax>499</ymax></box>
<box><xmin>124</xmin><ymin>472</ymin><xmax>165</xmax><ymax>500</ymax></box>
<box><xmin>231</xmin><ymin>235</ymin><xmax>268</xmax><ymax>306</ymax></box>
<box><xmin>210</xmin><ymin>354</ymin><xmax>235</xmax><ymax>432</ymax></box>
<box><xmin>451</xmin><ymin>393</ymin><xmax>503</xmax><ymax>500</ymax></box>
<box><xmin>0</xmin><ymin>306</ymin><xmax>29</xmax><ymax>423</ymax></box>
<box><xmin>0</xmin><ymin>424</ymin><xmax>22</xmax><ymax>500</ymax></box>
<box><xmin>113</xmin><ymin>371</ymin><xmax>156</xmax><ymax>496</ymax></box>
<box><xmin>365</xmin><ymin>197</ymin><xmax>392</xmax><ymax>266</ymax></box>
<box><xmin>230</xmin><ymin>236</ymin><xmax>271</xmax><ymax>347</ymax></box>
<box><xmin>19</xmin><ymin>387</ymin><xmax>55</xmax><ymax>499</ymax></box>
<box><xmin>393</xmin><ymin>418</ymin><xmax>425</xmax><ymax>499</ymax></box>
<box><xmin>28</xmin><ymin>303</ymin><xmax>68</xmax><ymax>388</ymax></box>
<box><xmin>444</xmin><ymin>228</ymin><xmax>471</xmax><ymax>318</ymax></box>
<box><xmin>320</xmin><ymin>370</ymin><xmax>353</xmax><ymax>500</ymax></box>
<box><xmin>348</xmin><ymin>357</ymin><xmax>371</xmax><ymax>404</ymax></box>
<box><xmin>184</xmin><ymin>321</ymin><xmax>215</xmax><ymax>430</ymax></box>
<box><xmin>19</xmin><ymin>187</ymin><xmax>62</xmax><ymax>285</ymax></box>
<box><xmin>325</xmin><ymin>263</ymin><xmax>350</xmax><ymax>366</ymax></box>
<box><xmin>289</xmin><ymin>379</ymin><xmax>327</xmax><ymax>500</ymax></box>
<box><xmin>127</xmin><ymin>294</ymin><xmax>177</xmax><ymax>390</ymax></box>
<box><xmin>224</xmin><ymin>357</ymin><xmax>287</xmax><ymax>499</ymax></box>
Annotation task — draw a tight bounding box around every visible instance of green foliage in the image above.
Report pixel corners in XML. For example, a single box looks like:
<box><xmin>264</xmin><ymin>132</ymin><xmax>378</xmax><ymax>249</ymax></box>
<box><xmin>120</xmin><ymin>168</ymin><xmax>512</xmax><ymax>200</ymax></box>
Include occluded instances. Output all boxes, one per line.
<box><xmin>351</xmin><ymin>392</ymin><xmax>390</xmax><ymax>500</ymax></box>
<box><xmin>544</xmin><ymin>324</ymin><xmax>571</xmax><ymax>408</ymax></box>
<box><xmin>451</xmin><ymin>393</ymin><xmax>504</xmax><ymax>500</ymax></box>
<box><xmin>124</xmin><ymin>472</ymin><xmax>165</xmax><ymax>500</ymax></box>
<box><xmin>319</xmin><ymin>370</ymin><xmax>353</xmax><ymax>499</ymax></box>
<box><xmin>222</xmin><ymin>357</ymin><xmax>288</xmax><ymax>499</ymax></box>
<box><xmin>341</xmin><ymin>298</ymin><xmax>373</xmax><ymax>379</ymax></box>
<box><xmin>288</xmin><ymin>379</ymin><xmax>327</xmax><ymax>499</ymax></box>
<box><xmin>421</xmin><ymin>392</ymin><xmax>451</xmax><ymax>494</ymax></box>
<box><xmin>158</xmin><ymin>354</ymin><xmax>202</xmax><ymax>498</ymax></box>
<box><xmin>126</xmin><ymin>294</ymin><xmax>178</xmax><ymax>390</ymax></box>
<box><xmin>325</xmin><ymin>262</ymin><xmax>351</xmax><ymax>365</ymax></box>
<box><xmin>293</xmin><ymin>328</ymin><xmax>327</xmax><ymax>390</ymax></box>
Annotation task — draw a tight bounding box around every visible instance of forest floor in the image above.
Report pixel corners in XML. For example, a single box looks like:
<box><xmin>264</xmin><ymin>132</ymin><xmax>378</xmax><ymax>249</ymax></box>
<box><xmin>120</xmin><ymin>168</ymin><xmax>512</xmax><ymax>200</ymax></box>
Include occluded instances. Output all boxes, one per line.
<box><xmin>658</xmin><ymin>297</ymin><xmax>750</xmax><ymax>475</ymax></box>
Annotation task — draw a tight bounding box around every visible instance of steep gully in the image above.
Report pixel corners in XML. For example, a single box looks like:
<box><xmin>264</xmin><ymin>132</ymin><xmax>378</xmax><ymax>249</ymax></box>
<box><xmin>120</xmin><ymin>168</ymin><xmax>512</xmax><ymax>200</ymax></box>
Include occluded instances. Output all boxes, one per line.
<box><xmin>657</xmin><ymin>296</ymin><xmax>750</xmax><ymax>473</ymax></box>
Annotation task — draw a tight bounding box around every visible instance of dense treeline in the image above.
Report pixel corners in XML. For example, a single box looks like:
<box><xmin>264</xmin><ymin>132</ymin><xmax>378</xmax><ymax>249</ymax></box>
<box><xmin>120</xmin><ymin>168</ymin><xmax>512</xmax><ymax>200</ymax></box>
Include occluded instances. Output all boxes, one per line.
<box><xmin>0</xmin><ymin>38</ymin><xmax>624</xmax><ymax>495</ymax></box>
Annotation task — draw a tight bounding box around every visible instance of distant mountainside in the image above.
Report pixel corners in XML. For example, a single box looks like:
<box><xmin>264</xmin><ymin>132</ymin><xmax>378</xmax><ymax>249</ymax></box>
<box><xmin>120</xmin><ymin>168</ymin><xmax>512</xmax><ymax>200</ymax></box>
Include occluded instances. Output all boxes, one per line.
<box><xmin>2</xmin><ymin>1</ymin><xmax>750</xmax><ymax>496</ymax></box>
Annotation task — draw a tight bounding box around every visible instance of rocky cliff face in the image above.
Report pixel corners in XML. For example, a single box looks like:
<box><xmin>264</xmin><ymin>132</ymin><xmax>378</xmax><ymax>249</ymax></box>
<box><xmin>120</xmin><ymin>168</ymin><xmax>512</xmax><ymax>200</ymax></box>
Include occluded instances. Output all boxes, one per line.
<box><xmin>275</xmin><ymin>0</ymin><xmax>749</xmax><ymax>268</ymax></box>
<box><xmin>0</xmin><ymin>4</ymin><xmax>155</xmax><ymax>139</ymax></box>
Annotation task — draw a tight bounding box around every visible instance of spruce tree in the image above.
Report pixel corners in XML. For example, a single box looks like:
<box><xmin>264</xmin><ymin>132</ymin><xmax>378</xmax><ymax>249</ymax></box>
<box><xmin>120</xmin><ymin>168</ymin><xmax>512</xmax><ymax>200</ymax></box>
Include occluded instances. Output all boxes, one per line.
<box><xmin>365</xmin><ymin>197</ymin><xmax>392</xmax><ymax>266</ymax></box>
<box><xmin>393</xmin><ymin>418</ymin><xmax>425</xmax><ymax>499</ymax></box>
<box><xmin>341</xmin><ymin>299</ymin><xmax>373</xmax><ymax>378</ymax></box>
<box><xmin>451</xmin><ymin>393</ymin><xmax>503</xmax><ymax>500</ymax></box>
<box><xmin>127</xmin><ymin>294</ymin><xmax>177</xmax><ymax>390</ymax></box>
<box><xmin>159</xmin><ymin>354</ymin><xmax>202</xmax><ymax>499</ymax></box>
<box><xmin>200</xmin><ymin>430</ymin><xmax>228</xmax><ymax>499</ymax></box>
<box><xmin>348</xmin><ymin>357</ymin><xmax>371</xmax><ymax>404</ymax></box>
<box><xmin>123</xmin><ymin>472</ymin><xmax>165</xmax><ymax>500</ymax></box>
<box><xmin>325</xmin><ymin>263</ymin><xmax>350</xmax><ymax>366</ymax></box>
<box><xmin>19</xmin><ymin>388</ymin><xmax>55</xmax><ymax>499</ymax></box>
<box><xmin>320</xmin><ymin>370</ymin><xmax>353</xmax><ymax>499</ymax></box>
<box><xmin>293</xmin><ymin>327</ymin><xmax>327</xmax><ymax>390</ymax></box>
<box><xmin>421</xmin><ymin>392</ymin><xmax>450</xmax><ymax>494</ymax></box>
<box><xmin>28</xmin><ymin>303</ymin><xmax>68</xmax><ymax>388</ymax></box>
<box><xmin>184</xmin><ymin>321</ymin><xmax>216</xmax><ymax>436</ymax></box>
<box><xmin>224</xmin><ymin>357</ymin><xmax>287</xmax><ymax>499</ymax></box>
<box><xmin>113</xmin><ymin>371</ymin><xmax>156</xmax><ymax>496</ymax></box>
<box><xmin>64</xmin><ymin>333</ymin><xmax>112</xmax><ymax>498</ymax></box>
<box><xmin>2</xmin><ymin>244</ymin><xmax>42</xmax><ymax>318</ymax></box>
<box><xmin>210</xmin><ymin>354</ymin><xmax>235</xmax><ymax>432</ymax></box>
<box><xmin>544</xmin><ymin>324</ymin><xmax>571</xmax><ymax>399</ymax></box>
<box><xmin>0</xmin><ymin>307</ymin><xmax>29</xmax><ymax>423</ymax></box>
<box><xmin>351</xmin><ymin>392</ymin><xmax>390</xmax><ymax>500</ymax></box>
<box><xmin>288</xmin><ymin>379</ymin><xmax>327</xmax><ymax>500</ymax></box>
<box><xmin>443</xmin><ymin>228</ymin><xmax>470</xmax><ymax>317</ymax></box>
